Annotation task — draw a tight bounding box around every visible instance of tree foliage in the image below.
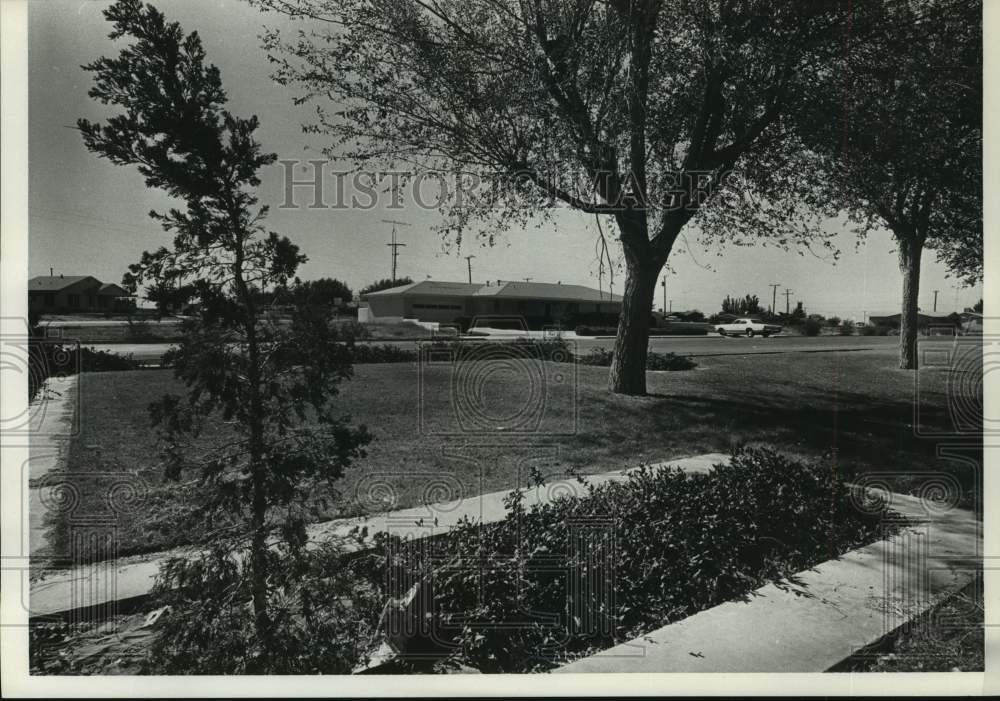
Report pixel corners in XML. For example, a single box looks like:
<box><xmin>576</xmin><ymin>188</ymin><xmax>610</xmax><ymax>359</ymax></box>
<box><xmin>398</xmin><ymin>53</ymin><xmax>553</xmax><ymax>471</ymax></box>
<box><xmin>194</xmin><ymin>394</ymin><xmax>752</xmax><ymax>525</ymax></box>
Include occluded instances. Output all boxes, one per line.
<box><xmin>253</xmin><ymin>0</ymin><xmax>860</xmax><ymax>394</ymax></box>
<box><xmin>360</xmin><ymin>276</ymin><xmax>414</xmax><ymax>296</ymax></box>
<box><xmin>793</xmin><ymin>0</ymin><xmax>981</xmax><ymax>367</ymax></box>
<box><xmin>721</xmin><ymin>294</ymin><xmax>761</xmax><ymax>316</ymax></box>
<box><xmin>78</xmin><ymin>0</ymin><xmax>370</xmax><ymax>670</ymax></box>
<box><xmin>286</xmin><ymin>277</ymin><xmax>354</xmax><ymax>307</ymax></box>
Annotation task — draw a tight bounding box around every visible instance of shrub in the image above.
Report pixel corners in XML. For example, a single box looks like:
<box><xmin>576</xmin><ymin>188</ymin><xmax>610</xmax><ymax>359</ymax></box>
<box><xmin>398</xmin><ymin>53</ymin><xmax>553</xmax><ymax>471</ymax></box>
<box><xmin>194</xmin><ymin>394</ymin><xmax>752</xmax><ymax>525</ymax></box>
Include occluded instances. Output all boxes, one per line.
<box><xmin>575</xmin><ymin>348</ymin><xmax>695</xmax><ymax>371</ymax></box>
<box><xmin>576</xmin><ymin>347</ymin><xmax>615</xmax><ymax>366</ymax></box>
<box><xmin>801</xmin><ymin>318</ymin><xmax>822</xmax><ymax>336</ymax></box>
<box><xmin>335</xmin><ymin>320</ymin><xmax>371</xmax><ymax>341</ymax></box>
<box><xmin>827</xmin><ymin>316</ymin><xmax>841</xmax><ymax>327</ymax></box>
<box><xmin>645</xmin><ymin>352</ymin><xmax>698</xmax><ymax>371</ymax></box>
<box><xmin>576</xmin><ymin>324</ymin><xmax>707</xmax><ymax>337</ymax></box>
<box><xmin>573</xmin><ymin>325</ymin><xmax>615</xmax><ymax>336</ymax></box>
<box><xmin>348</xmin><ymin>343</ymin><xmax>416</xmax><ymax>363</ymax></box>
<box><xmin>28</xmin><ymin>341</ymin><xmax>138</xmax><ymax>400</ymax></box>
<box><xmin>146</xmin><ymin>542</ymin><xmax>383</xmax><ymax>673</ymax></box>
<box><xmin>373</xmin><ymin>446</ymin><xmax>901</xmax><ymax>672</ymax></box>
<box><xmin>80</xmin><ymin>347</ymin><xmax>139</xmax><ymax>371</ymax></box>
<box><xmin>839</xmin><ymin>319</ymin><xmax>856</xmax><ymax>336</ymax></box>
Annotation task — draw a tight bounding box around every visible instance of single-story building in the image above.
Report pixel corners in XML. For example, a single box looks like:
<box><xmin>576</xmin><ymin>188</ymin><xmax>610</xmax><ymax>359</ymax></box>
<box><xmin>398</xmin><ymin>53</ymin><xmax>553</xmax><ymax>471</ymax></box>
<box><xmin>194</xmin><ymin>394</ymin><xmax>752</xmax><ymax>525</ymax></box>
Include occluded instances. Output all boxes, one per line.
<box><xmin>359</xmin><ymin>279</ymin><xmax>623</xmax><ymax>327</ymax></box>
<box><xmin>867</xmin><ymin>312</ymin><xmax>959</xmax><ymax>328</ymax></box>
<box><xmin>28</xmin><ymin>275</ymin><xmax>131</xmax><ymax>314</ymax></box>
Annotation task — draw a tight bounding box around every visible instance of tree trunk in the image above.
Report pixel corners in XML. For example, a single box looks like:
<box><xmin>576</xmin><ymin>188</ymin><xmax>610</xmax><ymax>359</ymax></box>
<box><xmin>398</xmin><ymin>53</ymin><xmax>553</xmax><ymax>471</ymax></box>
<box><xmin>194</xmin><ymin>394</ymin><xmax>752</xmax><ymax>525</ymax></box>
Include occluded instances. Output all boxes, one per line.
<box><xmin>608</xmin><ymin>259</ymin><xmax>658</xmax><ymax>395</ymax></box>
<box><xmin>897</xmin><ymin>236</ymin><xmax>923</xmax><ymax>370</ymax></box>
<box><xmin>232</xmin><ymin>229</ymin><xmax>272</xmax><ymax>669</ymax></box>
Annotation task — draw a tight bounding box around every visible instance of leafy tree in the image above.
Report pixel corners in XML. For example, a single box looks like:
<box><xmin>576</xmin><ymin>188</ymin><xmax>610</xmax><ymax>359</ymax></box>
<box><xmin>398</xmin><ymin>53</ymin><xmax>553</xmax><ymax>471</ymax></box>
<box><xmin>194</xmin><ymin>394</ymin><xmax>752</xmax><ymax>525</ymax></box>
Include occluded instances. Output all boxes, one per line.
<box><xmin>255</xmin><ymin>0</ymin><xmax>861</xmax><ymax>395</ymax></box>
<box><xmin>78</xmin><ymin>0</ymin><xmax>371</xmax><ymax>670</ymax></box>
<box><xmin>721</xmin><ymin>294</ymin><xmax>761</xmax><ymax>316</ymax></box>
<box><xmin>795</xmin><ymin>0</ymin><xmax>982</xmax><ymax>369</ymax></box>
<box><xmin>360</xmin><ymin>276</ymin><xmax>414</xmax><ymax>296</ymax></box>
<box><xmin>289</xmin><ymin>277</ymin><xmax>353</xmax><ymax>307</ymax></box>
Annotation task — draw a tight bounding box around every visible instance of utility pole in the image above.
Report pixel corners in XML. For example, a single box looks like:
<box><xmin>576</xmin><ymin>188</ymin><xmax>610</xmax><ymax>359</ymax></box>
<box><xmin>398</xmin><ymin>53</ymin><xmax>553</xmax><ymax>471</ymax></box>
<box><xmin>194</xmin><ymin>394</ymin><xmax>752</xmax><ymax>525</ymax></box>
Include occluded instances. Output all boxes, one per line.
<box><xmin>933</xmin><ymin>290</ymin><xmax>939</xmax><ymax>312</ymax></box>
<box><xmin>783</xmin><ymin>288</ymin><xmax>794</xmax><ymax>315</ymax></box>
<box><xmin>464</xmin><ymin>255</ymin><xmax>475</xmax><ymax>284</ymax></box>
<box><xmin>382</xmin><ymin>219</ymin><xmax>410</xmax><ymax>281</ymax></box>
<box><xmin>768</xmin><ymin>283</ymin><xmax>781</xmax><ymax>315</ymax></box>
<box><xmin>661</xmin><ymin>276</ymin><xmax>667</xmax><ymax>314</ymax></box>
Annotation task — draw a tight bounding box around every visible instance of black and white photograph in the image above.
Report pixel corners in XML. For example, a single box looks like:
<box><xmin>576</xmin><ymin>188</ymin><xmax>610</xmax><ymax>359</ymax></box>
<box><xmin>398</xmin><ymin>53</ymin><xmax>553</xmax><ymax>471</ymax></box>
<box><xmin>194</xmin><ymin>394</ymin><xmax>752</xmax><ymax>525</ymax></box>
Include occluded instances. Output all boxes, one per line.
<box><xmin>0</xmin><ymin>0</ymin><xmax>992</xmax><ymax>694</ymax></box>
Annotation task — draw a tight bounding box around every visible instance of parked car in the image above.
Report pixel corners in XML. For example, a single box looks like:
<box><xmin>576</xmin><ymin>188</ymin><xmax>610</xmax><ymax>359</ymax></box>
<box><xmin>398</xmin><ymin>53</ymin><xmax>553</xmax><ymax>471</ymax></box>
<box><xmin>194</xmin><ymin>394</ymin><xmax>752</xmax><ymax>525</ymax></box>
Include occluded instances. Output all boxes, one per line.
<box><xmin>715</xmin><ymin>317</ymin><xmax>783</xmax><ymax>337</ymax></box>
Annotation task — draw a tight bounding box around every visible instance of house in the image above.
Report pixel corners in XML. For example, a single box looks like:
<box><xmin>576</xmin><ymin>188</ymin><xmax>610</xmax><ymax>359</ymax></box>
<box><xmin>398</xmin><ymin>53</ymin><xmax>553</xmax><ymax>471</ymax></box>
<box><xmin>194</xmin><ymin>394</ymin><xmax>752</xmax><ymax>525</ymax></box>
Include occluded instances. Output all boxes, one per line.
<box><xmin>28</xmin><ymin>275</ymin><xmax>131</xmax><ymax>314</ymax></box>
<box><xmin>359</xmin><ymin>279</ymin><xmax>622</xmax><ymax>327</ymax></box>
<box><xmin>867</xmin><ymin>312</ymin><xmax>957</xmax><ymax>328</ymax></box>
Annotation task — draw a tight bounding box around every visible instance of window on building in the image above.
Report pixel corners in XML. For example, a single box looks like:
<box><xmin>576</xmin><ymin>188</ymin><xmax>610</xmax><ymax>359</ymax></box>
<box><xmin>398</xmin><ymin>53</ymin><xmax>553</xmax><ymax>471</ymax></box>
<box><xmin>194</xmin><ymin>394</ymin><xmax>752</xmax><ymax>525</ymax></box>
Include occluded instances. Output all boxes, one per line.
<box><xmin>44</xmin><ymin>293</ymin><xmax>55</xmax><ymax>307</ymax></box>
<box><xmin>68</xmin><ymin>294</ymin><xmax>80</xmax><ymax>308</ymax></box>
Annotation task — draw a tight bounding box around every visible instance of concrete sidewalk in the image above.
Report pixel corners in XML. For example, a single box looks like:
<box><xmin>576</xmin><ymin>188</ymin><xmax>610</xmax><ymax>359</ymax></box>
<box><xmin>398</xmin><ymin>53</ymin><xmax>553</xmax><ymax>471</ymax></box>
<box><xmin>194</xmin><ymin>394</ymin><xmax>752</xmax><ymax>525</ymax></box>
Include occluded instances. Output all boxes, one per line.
<box><xmin>555</xmin><ymin>491</ymin><xmax>981</xmax><ymax>673</ymax></box>
<box><xmin>29</xmin><ymin>453</ymin><xmax>729</xmax><ymax>619</ymax></box>
<box><xmin>26</xmin><ymin>375</ymin><xmax>78</xmax><ymax>557</ymax></box>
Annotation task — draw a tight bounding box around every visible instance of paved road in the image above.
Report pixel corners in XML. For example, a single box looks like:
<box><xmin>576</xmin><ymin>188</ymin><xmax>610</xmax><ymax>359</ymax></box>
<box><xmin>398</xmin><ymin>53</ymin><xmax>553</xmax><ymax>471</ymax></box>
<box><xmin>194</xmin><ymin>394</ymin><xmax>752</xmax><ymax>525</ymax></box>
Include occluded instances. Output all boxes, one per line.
<box><xmin>577</xmin><ymin>334</ymin><xmax>911</xmax><ymax>356</ymax></box>
<box><xmin>40</xmin><ymin>318</ymin><xmax>184</xmax><ymax>327</ymax></box>
<box><xmin>87</xmin><ymin>334</ymin><xmax>960</xmax><ymax>365</ymax></box>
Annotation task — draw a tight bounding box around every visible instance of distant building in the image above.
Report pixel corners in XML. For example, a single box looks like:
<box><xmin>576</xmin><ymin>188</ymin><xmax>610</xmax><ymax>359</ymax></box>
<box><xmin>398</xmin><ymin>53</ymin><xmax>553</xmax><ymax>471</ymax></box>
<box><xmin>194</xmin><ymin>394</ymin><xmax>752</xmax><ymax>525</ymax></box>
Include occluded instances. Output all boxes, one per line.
<box><xmin>28</xmin><ymin>275</ymin><xmax>131</xmax><ymax>314</ymax></box>
<box><xmin>867</xmin><ymin>311</ymin><xmax>957</xmax><ymax>328</ymax></box>
<box><xmin>359</xmin><ymin>279</ymin><xmax>622</xmax><ymax>326</ymax></box>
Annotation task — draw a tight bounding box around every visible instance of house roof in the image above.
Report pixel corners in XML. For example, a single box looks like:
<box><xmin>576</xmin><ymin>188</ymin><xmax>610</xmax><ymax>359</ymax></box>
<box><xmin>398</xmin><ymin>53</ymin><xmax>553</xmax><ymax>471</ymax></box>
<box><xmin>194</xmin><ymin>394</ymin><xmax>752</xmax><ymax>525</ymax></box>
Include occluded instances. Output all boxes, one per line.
<box><xmin>474</xmin><ymin>281</ymin><xmax>622</xmax><ymax>303</ymax></box>
<box><xmin>364</xmin><ymin>280</ymin><xmax>483</xmax><ymax>298</ymax></box>
<box><xmin>28</xmin><ymin>275</ymin><xmax>100</xmax><ymax>292</ymax></box>
<box><xmin>98</xmin><ymin>283</ymin><xmax>129</xmax><ymax>296</ymax></box>
<box><xmin>364</xmin><ymin>279</ymin><xmax>622</xmax><ymax>304</ymax></box>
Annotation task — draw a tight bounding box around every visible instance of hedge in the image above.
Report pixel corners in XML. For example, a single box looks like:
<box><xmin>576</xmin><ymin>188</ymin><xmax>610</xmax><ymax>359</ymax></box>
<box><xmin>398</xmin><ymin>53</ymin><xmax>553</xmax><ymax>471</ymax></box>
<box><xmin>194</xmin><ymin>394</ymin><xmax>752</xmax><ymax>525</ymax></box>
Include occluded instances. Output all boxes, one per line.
<box><xmin>371</xmin><ymin>446</ymin><xmax>903</xmax><ymax>672</ymax></box>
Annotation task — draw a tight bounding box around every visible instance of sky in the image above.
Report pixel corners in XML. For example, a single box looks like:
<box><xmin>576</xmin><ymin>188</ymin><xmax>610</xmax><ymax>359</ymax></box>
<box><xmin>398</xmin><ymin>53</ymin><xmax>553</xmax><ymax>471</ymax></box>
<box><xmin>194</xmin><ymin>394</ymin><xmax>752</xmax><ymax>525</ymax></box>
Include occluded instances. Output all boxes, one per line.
<box><xmin>27</xmin><ymin>0</ymin><xmax>983</xmax><ymax>319</ymax></box>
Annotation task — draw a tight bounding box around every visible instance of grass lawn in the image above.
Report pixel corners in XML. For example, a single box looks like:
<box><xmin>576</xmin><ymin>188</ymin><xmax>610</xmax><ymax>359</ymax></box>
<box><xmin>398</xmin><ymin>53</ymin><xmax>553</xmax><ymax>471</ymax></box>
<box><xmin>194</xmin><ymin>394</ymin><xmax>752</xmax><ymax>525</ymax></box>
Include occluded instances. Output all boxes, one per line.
<box><xmin>50</xmin><ymin>344</ymin><xmax>980</xmax><ymax>560</ymax></box>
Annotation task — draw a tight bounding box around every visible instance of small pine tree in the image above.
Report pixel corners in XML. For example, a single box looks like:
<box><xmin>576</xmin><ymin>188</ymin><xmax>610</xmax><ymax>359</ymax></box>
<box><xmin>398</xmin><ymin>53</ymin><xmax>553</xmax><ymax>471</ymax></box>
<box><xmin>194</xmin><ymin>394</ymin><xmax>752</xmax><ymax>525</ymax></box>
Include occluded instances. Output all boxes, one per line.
<box><xmin>79</xmin><ymin>0</ymin><xmax>371</xmax><ymax>671</ymax></box>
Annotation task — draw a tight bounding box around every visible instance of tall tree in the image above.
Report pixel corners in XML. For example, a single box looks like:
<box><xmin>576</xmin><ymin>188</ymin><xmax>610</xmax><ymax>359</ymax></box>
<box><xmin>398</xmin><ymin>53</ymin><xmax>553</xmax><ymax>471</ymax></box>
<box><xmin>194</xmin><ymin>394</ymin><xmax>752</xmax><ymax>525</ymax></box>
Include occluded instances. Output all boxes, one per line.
<box><xmin>78</xmin><ymin>0</ymin><xmax>370</xmax><ymax>670</ymax></box>
<box><xmin>255</xmin><ymin>0</ymin><xmax>857</xmax><ymax>395</ymax></box>
<box><xmin>796</xmin><ymin>0</ymin><xmax>982</xmax><ymax>369</ymax></box>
